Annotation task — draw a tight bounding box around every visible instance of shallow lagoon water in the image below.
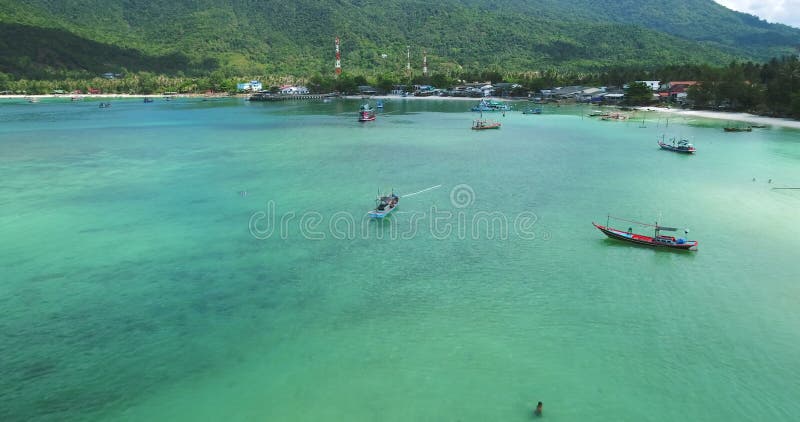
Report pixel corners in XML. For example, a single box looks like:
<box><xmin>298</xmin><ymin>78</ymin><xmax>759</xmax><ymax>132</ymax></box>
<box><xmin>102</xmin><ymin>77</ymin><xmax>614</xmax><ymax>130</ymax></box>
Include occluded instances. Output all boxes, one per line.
<box><xmin>1</xmin><ymin>98</ymin><xmax>799</xmax><ymax>421</ymax></box>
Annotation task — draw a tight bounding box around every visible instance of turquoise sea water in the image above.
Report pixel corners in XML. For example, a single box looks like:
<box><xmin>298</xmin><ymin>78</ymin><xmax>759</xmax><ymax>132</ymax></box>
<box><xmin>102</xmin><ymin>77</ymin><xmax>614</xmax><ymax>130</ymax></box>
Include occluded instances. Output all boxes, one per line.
<box><xmin>1</xmin><ymin>98</ymin><xmax>799</xmax><ymax>421</ymax></box>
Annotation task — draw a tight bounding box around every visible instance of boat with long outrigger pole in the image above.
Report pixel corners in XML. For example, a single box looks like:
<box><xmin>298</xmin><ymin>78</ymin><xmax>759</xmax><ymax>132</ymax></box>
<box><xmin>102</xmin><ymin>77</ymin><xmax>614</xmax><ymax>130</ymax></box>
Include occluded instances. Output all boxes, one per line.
<box><xmin>593</xmin><ymin>215</ymin><xmax>698</xmax><ymax>251</ymax></box>
<box><xmin>368</xmin><ymin>190</ymin><xmax>399</xmax><ymax>218</ymax></box>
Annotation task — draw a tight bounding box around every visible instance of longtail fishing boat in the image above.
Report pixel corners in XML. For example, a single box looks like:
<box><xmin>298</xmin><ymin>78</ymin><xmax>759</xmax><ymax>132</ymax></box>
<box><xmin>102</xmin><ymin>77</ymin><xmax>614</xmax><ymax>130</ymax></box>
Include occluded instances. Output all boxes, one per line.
<box><xmin>522</xmin><ymin>107</ymin><xmax>542</xmax><ymax>115</ymax></box>
<box><xmin>658</xmin><ymin>135</ymin><xmax>696</xmax><ymax>154</ymax></box>
<box><xmin>368</xmin><ymin>190</ymin><xmax>399</xmax><ymax>219</ymax></box>
<box><xmin>472</xmin><ymin>119</ymin><xmax>501</xmax><ymax>130</ymax></box>
<box><xmin>593</xmin><ymin>216</ymin><xmax>698</xmax><ymax>251</ymax></box>
<box><xmin>723</xmin><ymin>124</ymin><xmax>751</xmax><ymax>132</ymax></box>
<box><xmin>358</xmin><ymin>103</ymin><xmax>376</xmax><ymax>122</ymax></box>
<box><xmin>600</xmin><ymin>112</ymin><xmax>629</xmax><ymax>121</ymax></box>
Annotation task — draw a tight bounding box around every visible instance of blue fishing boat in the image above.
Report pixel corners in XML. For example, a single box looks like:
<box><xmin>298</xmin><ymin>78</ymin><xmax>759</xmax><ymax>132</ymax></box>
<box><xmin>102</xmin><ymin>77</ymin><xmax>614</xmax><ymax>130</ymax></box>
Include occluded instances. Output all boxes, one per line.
<box><xmin>471</xmin><ymin>99</ymin><xmax>510</xmax><ymax>112</ymax></box>
<box><xmin>376</xmin><ymin>100</ymin><xmax>384</xmax><ymax>109</ymax></box>
<box><xmin>368</xmin><ymin>191</ymin><xmax>399</xmax><ymax>218</ymax></box>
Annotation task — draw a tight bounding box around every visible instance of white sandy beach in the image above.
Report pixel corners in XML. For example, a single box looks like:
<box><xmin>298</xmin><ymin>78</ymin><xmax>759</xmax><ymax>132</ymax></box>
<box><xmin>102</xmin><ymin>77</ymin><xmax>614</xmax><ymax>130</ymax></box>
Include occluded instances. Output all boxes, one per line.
<box><xmin>636</xmin><ymin>106</ymin><xmax>800</xmax><ymax>130</ymax></box>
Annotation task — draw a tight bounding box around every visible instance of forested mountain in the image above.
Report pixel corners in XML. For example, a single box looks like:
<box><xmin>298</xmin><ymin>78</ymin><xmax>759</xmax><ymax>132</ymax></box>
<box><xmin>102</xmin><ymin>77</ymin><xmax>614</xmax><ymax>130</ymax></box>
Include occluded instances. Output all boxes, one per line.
<box><xmin>1</xmin><ymin>0</ymin><xmax>798</xmax><ymax>79</ymax></box>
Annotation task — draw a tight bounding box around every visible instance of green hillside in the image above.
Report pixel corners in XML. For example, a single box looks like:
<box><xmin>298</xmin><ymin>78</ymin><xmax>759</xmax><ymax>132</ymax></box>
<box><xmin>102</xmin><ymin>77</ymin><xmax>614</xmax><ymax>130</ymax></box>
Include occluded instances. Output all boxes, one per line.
<box><xmin>1</xmin><ymin>0</ymin><xmax>798</xmax><ymax>79</ymax></box>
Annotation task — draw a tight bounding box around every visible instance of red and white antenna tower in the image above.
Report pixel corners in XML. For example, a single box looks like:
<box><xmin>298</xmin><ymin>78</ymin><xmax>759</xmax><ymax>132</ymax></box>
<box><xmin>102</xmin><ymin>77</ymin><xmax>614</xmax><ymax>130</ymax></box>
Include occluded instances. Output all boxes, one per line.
<box><xmin>423</xmin><ymin>50</ymin><xmax>428</xmax><ymax>77</ymax></box>
<box><xmin>335</xmin><ymin>37</ymin><xmax>341</xmax><ymax>76</ymax></box>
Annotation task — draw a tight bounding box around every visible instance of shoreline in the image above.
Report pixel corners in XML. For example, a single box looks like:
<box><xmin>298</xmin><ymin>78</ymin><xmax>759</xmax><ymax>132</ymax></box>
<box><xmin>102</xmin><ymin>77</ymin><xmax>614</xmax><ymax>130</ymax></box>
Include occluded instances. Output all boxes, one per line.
<box><xmin>0</xmin><ymin>93</ymin><xmax>224</xmax><ymax>99</ymax></box>
<box><xmin>635</xmin><ymin>106</ymin><xmax>800</xmax><ymax>130</ymax></box>
<box><xmin>4</xmin><ymin>93</ymin><xmax>798</xmax><ymax>129</ymax></box>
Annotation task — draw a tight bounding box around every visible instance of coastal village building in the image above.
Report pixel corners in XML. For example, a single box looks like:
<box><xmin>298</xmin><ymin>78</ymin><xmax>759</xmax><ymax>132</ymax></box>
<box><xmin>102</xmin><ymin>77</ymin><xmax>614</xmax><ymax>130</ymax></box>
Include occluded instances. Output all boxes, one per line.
<box><xmin>237</xmin><ymin>81</ymin><xmax>263</xmax><ymax>92</ymax></box>
<box><xmin>390</xmin><ymin>85</ymin><xmax>408</xmax><ymax>95</ymax></box>
<box><xmin>538</xmin><ymin>86</ymin><xmax>626</xmax><ymax>103</ymax></box>
<box><xmin>280</xmin><ymin>85</ymin><xmax>309</xmax><ymax>94</ymax></box>
<box><xmin>413</xmin><ymin>85</ymin><xmax>435</xmax><ymax>95</ymax></box>
<box><xmin>545</xmin><ymin>86</ymin><xmax>583</xmax><ymax>100</ymax></box>
<box><xmin>443</xmin><ymin>86</ymin><xmax>477</xmax><ymax>97</ymax></box>
<box><xmin>659</xmin><ymin>81</ymin><xmax>698</xmax><ymax>103</ymax></box>
<box><xmin>357</xmin><ymin>86</ymin><xmax>377</xmax><ymax>95</ymax></box>
<box><xmin>601</xmin><ymin>93</ymin><xmax>625</xmax><ymax>103</ymax></box>
<box><xmin>636</xmin><ymin>80</ymin><xmax>661</xmax><ymax>91</ymax></box>
<box><xmin>448</xmin><ymin>84</ymin><xmax>488</xmax><ymax>97</ymax></box>
<box><xmin>577</xmin><ymin>87</ymin><xmax>603</xmax><ymax>102</ymax></box>
<box><xmin>493</xmin><ymin>82</ymin><xmax>522</xmax><ymax>97</ymax></box>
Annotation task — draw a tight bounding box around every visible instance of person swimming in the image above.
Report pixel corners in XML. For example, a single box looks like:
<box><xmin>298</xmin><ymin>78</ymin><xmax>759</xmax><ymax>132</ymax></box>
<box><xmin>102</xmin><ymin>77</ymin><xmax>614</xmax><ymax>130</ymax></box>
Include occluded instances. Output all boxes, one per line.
<box><xmin>534</xmin><ymin>401</ymin><xmax>543</xmax><ymax>417</ymax></box>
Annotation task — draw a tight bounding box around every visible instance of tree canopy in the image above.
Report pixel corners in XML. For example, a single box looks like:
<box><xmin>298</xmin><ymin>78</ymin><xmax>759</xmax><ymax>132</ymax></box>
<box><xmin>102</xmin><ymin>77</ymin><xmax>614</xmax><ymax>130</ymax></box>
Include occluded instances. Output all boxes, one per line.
<box><xmin>1</xmin><ymin>0</ymin><xmax>799</xmax><ymax>79</ymax></box>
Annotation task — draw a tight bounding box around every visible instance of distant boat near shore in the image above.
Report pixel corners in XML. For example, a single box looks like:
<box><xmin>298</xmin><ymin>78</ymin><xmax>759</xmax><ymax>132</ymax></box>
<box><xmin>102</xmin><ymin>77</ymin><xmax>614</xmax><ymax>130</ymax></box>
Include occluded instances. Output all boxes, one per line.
<box><xmin>522</xmin><ymin>107</ymin><xmax>542</xmax><ymax>115</ymax></box>
<box><xmin>471</xmin><ymin>99</ymin><xmax>510</xmax><ymax>112</ymax></box>
<box><xmin>601</xmin><ymin>112</ymin><xmax>628</xmax><ymax>121</ymax></box>
<box><xmin>724</xmin><ymin>125</ymin><xmax>751</xmax><ymax>132</ymax></box>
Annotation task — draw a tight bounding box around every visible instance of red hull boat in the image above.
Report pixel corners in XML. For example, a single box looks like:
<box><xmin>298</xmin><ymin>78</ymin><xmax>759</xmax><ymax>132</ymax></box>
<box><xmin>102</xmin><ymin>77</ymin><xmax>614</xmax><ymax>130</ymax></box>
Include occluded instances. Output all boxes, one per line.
<box><xmin>358</xmin><ymin>103</ymin><xmax>376</xmax><ymax>122</ymax></box>
<box><xmin>593</xmin><ymin>216</ymin><xmax>698</xmax><ymax>251</ymax></box>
